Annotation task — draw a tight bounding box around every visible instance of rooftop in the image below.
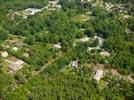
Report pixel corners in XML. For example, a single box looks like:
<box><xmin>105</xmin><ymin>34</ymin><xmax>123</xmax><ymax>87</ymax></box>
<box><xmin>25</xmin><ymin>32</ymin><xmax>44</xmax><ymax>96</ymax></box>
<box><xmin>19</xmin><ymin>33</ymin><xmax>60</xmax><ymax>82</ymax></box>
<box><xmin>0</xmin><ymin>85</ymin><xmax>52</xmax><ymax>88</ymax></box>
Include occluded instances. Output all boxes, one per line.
<box><xmin>54</xmin><ymin>43</ymin><xmax>61</xmax><ymax>49</ymax></box>
<box><xmin>12</xmin><ymin>47</ymin><xmax>19</xmax><ymax>51</ymax></box>
<box><xmin>94</xmin><ymin>69</ymin><xmax>104</xmax><ymax>81</ymax></box>
<box><xmin>70</xmin><ymin>61</ymin><xmax>79</xmax><ymax>68</ymax></box>
<box><xmin>1</xmin><ymin>51</ymin><xmax>8</xmax><ymax>58</ymax></box>
<box><xmin>8</xmin><ymin>63</ymin><xmax>22</xmax><ymax>72</ymax></box>
<box><xmin>99</xmin><ymin>51</ymin><xmax>111</xmax><ymax>57</ymax></box>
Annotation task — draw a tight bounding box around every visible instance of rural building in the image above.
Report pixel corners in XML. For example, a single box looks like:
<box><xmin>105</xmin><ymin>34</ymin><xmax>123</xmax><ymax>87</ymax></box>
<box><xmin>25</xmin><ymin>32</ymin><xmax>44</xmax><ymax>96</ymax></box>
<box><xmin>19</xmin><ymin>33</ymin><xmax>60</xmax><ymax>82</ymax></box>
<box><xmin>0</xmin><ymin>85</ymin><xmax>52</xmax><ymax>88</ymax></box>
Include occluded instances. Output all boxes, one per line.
<box><xmin>70</xmin><ymin>61</ymin><xmax>79</xmax><ymax>68</ymax></box>
<box><xmin>1</xmin><ymin>51</ymin><xmax>9</xmax><ymax>57</ymax></box>
<box><xmin>24</xmin><ymin>8</ymin><xmax>41</xmax><ymax>15</ymax></box>
<box><xmin>23</xmin><ymin>53</ymin><xmax>29</xmax><ymax>58</ymax></box>
<box><xmin>15</xmin><ymin>60</ymin><xmax>24</xmax><ymax>65</ymax></box>
<box><xmin>94</xmin><ymin>69</ymin><xmax>104</xmax><ymax>81</ymax></box>
<box><xmin>49</xmin><ymin>0</ymin><xmax>61</xmax><ymax>8</ymax></box>
<box><xmin>80</xmin><ymin>36</ymin><xmax>89</xmax><ymax>42</ymax></box>
<box><xmin>12</xmin><ymin>47</ymin><xmax>19</xmax><ymax>51</ymax></box>
<box><xmin>99</xmin><ymin>51</ymin><xmax>110</xmax><ymax>57</ymax></box>
<box><xmin>88</xmin><ymin>46</ymin><xmax>100</xmax><ymax>51</ymax></box>
<box><xmin>5</xmin><ymin>58</ymin><xmax>24</xmax><ymax>73</ymax></box>
<box><xmin>93</xmin><ymin>36</ymin><xmax>104</xmax><ymax>46</ymax></box>
<box><xmin>8</xmin><ymin>64</ymin><xmax>22</xmax><ymax>73</ymax></box>
<box><xmin>54</xmin><ymin>43</ymin><xmax>61</xmax><ymax>49</ymax></box>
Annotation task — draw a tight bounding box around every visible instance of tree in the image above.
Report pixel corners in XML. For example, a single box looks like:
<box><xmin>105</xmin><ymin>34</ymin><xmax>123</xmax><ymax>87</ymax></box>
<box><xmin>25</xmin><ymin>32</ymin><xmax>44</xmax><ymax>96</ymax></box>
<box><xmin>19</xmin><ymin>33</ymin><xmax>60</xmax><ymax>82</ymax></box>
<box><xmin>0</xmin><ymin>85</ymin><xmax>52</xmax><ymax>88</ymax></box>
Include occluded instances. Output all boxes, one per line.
<box><xmin>84</xmin><ymin>27</ymin><xmax>95</xmax><ymax>37</ymax></box>
<box><xmin>0</xmin><ymin>27</ymin><xmax>8</xmax><ymax>43</ymax></box>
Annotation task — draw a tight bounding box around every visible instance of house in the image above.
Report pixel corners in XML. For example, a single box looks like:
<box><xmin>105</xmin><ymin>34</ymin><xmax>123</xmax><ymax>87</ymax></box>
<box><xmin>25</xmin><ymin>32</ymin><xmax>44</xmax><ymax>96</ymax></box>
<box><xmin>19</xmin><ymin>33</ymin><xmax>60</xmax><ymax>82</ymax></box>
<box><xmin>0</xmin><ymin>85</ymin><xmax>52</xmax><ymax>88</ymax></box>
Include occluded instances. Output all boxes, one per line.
<box><xmin>86</xmin><ymin>11</ymin><xmax>92</xmax><ymax>15</ymax></box>
<box><xmin>92</xmin><ymin>3</ymin><xmax>97</xmax><ymax>7</ymax></box>
<box><xmin>5</xmin><ymin>57</ymin><xmax>24</xmax><ymax>72</ymax></box>
<box><xmin>48</xmin><ymin>0</ymin><xmax>61</xmax><ymax>9</ymax></box>
<box><xmin>22</xmin><ymin>15</ymin><xmax>27</xmax><ymax>19</ymax></box>
<box><xmin>49</xmin><ymin>0</ymin><xmax>59</xmax><ymax>6</ymax></box>
<box><xmin>1</xmin><ymin>51</ymin><xmax>8</xmax><ymax>57</ymax></box>
<box><xmin>8</xmin><ymin>64</ymin><xmax>22</xmax><ymax>73</ymax></box>
<box><xmin>24</xmin><ymin>8</ymin><xmax>41</xmax><ymax>15</ymax></box>
<box><xmin>80</xmin><ymin>36</ymin><xmax>89</xmax><ymax>42</ymax></box>
<box><xmin>70</xmin><ymin>61</ymin><xmax>79</xmax><ymax>68</ymax></box>
<box><xmin>99</xmin><ymin>51</ymin><xmax>110</xmax><ymax>57</ymax></box>
<box><xmin>15</xmin><ymin>60</ymin><xmax>24</xmax><ymax>65</ymax></box>
<box><xmin>123</xmin><ymin>15</ymin><xmax>131</xmax><ymax>19</ymax></box>
<box><xmin>93</xmin><ymin>36</ymin><xmax>104</xmax><ymax>46</ymax></box>
<box><xmin>56</xmin><ymin>5</ymin><xmax>62</xmax><ymax>9</ymax></box>
<box><xmin>2</xmin><ymin>44</ymin><xmax>10</xmax><ymax>49</ymax></box>
<box><xmin>9</xmin><ymin>8</ymin><xmax>42</xmax><ymax>20</ymax></box>
<box><xmin>12</xmin><ymin>47</ymin><xmax>19</xmax><ymax>51</ymax></box>
<box><xmin>123</xmin><ymin>15</ymin><xmax>129</xmax><ymax>19</ymax></box>
<box><xmin>23</xmin><ymin>53</ymin><xmax>29</xmax><ymax>58</ymax></box>
<box><xmin>54</xmin><ymin>43</ymin><xmax>61</xmax><ymax>49</ymax></box>
<box><xmin>81</xmin><ymin>0</ymin><xmax>92</xmax><ymax>3</ymax></box>
<box><xmin>88</xmin><ymin>46</ymin><xmax>100</xmax><ymax>52</ymax></box>
<box><xmin>94</xmin><ymin>69</ymin><xmax>104</xmax><ymax>81</ymax></box>
<box><xmin>125</xmin><ymin>28</ymin><xmax>131</xmax><ymax>33</ymax></box>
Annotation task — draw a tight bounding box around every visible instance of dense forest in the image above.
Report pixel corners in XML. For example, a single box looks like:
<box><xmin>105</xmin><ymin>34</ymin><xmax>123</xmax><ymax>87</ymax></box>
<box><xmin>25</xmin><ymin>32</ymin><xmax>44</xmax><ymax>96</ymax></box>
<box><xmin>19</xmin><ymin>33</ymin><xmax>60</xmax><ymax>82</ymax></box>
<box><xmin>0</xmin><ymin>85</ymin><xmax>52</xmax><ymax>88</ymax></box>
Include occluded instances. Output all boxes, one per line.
<box><xmin>0</xmin><ymin>0</ymin><xmax>134</xmax><ymax>99</ymax></box>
